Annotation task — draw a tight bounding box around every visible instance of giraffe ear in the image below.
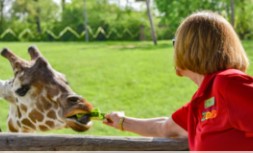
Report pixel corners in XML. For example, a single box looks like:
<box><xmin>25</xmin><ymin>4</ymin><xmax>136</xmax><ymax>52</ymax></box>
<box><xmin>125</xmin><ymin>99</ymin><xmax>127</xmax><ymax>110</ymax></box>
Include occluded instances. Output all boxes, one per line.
<box><xmin>1</xmin><ymin>48</ymin><xmax>25</xmax><ymax>72</ymax></box>
<box><xmin>1</xmin><ymin>48</ymin><xmax>9</xmax><ymax>57</ymax></box>
<box><xmin>28</xmin><ymin>46</ymin><xmax>41</xmax><ymax>60</ymax></box>
<box><xmin>34</xmin><ymin>57</ymin><xmax>48</xmax><ymax>68</ymax></box>
<box><xmin>1</xmin><ymin>48</ymin><xmax>17</xmax><ymax>60</ymax></box>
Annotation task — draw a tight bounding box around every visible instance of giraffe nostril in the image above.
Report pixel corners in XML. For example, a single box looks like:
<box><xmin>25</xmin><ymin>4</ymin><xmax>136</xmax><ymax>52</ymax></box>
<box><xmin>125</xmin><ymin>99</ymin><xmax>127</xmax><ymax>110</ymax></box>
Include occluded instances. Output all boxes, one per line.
<box><xmin>67</xmin><ymin>96</ymin><xmax>81</xmax><ymax>105</ymax></box>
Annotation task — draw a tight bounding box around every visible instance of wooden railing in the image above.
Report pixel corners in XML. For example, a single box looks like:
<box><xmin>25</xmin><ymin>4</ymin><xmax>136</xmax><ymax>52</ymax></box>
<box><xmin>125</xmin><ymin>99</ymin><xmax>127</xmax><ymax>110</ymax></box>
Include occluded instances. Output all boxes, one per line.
<box><xmin>0</xmin><ymin>133</ymin><xmax>188</xmax><ymax>151</ymax></box>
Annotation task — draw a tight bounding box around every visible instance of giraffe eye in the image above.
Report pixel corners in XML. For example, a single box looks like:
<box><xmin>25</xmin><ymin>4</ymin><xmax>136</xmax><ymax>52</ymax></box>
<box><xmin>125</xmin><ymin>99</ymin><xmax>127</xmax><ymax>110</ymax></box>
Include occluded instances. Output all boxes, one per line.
<box><xmin>15</xmin><ymin>85</ymin><xmax>30</xmax><ymax>96</ymax></box>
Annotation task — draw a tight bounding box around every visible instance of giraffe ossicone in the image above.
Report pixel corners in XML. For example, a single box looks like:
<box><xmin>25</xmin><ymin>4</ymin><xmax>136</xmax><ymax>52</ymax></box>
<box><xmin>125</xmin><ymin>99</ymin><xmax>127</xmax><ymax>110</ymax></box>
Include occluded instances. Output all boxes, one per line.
<box><xmin>0</xmin><ymin>46</ymin><xmax>93</xmax><ymax>132</ymax></box>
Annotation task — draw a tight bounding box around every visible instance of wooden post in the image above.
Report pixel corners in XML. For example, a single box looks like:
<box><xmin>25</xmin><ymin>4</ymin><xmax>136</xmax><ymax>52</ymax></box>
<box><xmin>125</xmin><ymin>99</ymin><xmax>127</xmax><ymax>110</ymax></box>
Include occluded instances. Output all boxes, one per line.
<box><xmin>0</xmin><ymin>133</ymin><xmax>188</xmax><ymax>151</ymax></box>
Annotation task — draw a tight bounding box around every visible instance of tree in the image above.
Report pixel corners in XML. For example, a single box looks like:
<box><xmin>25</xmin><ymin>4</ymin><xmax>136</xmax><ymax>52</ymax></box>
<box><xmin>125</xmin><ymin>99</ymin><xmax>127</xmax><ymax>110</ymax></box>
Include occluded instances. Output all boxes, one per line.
<box><xmin>0</xmin><ymin>0</ymin><xmax>4</xmax><ymax>27</ymax></box>
<box><xmin>56</xmin><ymin>0</ymin><xmax>149</xmax><ymax>41</ymax></box>
<box><xmin>155</xmin><ymin>0</ymin><xmax>228</xmax><ymax>38</ymax></box>
<box><xmin>56</xmin><ymin>0</ymin><xmax>86</xmax><ymax>33</ymax></box>
<box><xmin>2</xmin><ymin>0</ymin><xmax>151</xmax><ymax>41</ymax></box>
<box><xmin>0</xmin><ymin>0</ymin><xmax>13</xmax><ymax>31</ymax></box>
<box><xmin>33</xmin><ymin>0</ymin><xmax>41</xmax><ymax>34</ymax></box>
<box><xmin>234</xmin><ymin>0</ymin><xmax>253</xmax><ymax>39</ymax></box>
<box><xmin>83</xmin><ymin>0</ymin><xmax>88</xmax><ymax>42</ymax></box>
<box><xmin>146</xmin><ymin>0</ymin><xmax>157</xmax><ymax>45</ymax></box>
<box><xmin>155</xmin><ymin>0</ymin><xmax>253</xmax><ymax>39</ymax></box>
<box><xmin>61</xmin><ymin>0</ymin><xmax>65</xmax><ymax>11</ymax></box>
<box><xmin>11</xmin><ymin>0</ymin><xmax>60</xmax><ymax>34</ymax></box>
<box><xmin>230</xmin><ymin>0</ymin><xmax>235</xmax><ymax>27</ymax></box>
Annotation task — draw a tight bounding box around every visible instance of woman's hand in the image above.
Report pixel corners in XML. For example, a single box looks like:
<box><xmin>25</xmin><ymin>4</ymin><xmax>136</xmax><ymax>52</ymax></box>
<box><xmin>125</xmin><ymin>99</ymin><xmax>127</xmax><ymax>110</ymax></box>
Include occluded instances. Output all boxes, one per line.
<box><xmin>103</xmin><ymin>112</ymin><xmax>125</xmax><ymax>130</ymax></box>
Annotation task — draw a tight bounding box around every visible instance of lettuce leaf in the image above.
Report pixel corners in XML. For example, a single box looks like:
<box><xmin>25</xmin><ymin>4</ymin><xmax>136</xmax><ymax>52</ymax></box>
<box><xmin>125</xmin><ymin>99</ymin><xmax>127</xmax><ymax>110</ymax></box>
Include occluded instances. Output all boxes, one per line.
<box><xmin>76</xmin><ymin>108</ymin><xmax>105</xmax><ymax>120</ymax></box>
<box><xmin>89</xmin><ymin>108</ymin><xmax>105</xmax><ymax>120</ymax></box>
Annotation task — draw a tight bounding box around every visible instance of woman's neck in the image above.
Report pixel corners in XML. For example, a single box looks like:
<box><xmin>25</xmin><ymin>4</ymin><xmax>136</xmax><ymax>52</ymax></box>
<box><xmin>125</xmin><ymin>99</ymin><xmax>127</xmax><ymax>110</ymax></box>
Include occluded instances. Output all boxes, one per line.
<box><xmin>192</xmin><ymin>74</ymin><xmax>204</xmax><ymax>86</ymax></box>
<box><xmin>184</xmin><ymin>70</ymin><xmax>204</xmax><ymax>86</ymax></box>
<box><xmin>176</xmin><ymin>68</ymin><xmax>204</xmax><ymax>86</ymax></box>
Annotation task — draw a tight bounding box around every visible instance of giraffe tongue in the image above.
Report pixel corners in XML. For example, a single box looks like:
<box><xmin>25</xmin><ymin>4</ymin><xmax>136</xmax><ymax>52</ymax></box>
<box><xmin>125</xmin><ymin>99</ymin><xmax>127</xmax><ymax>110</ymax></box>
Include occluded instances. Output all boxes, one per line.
<box><xmin>78</xmin><ymin>115</ymin><xmax>91</xmax><ymax>124</ymax></box>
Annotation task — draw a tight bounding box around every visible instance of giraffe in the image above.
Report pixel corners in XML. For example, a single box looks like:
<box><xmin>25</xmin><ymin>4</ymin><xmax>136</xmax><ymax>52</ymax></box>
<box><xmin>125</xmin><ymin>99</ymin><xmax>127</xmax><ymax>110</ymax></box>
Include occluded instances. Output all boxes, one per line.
<box><xmin>0</xmin><ymin>46</ymin><xmax>93</xmax><ymax>132</ymax></box>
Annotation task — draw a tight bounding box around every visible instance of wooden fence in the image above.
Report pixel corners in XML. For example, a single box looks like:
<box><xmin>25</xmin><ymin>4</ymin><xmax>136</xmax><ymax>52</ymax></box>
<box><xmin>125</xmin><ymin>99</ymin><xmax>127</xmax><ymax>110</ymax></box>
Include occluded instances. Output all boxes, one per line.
<box><xmin>0</xmin><ymin>133</ymin><xmax>188</xmax><ymax>151</ymax></box>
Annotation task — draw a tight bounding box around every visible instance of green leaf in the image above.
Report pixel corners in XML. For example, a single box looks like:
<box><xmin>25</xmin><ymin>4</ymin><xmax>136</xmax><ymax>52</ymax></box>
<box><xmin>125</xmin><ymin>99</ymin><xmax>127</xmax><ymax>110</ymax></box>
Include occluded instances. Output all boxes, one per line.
<box><xmin>89</xmin><ymin>108</ymin><xmax>106</xmax><ymax>120</ymax></box>
<box><xmin>76</xmin><ymin>108</ymin><xmax>105</xmax><ymax>121</ymax></box>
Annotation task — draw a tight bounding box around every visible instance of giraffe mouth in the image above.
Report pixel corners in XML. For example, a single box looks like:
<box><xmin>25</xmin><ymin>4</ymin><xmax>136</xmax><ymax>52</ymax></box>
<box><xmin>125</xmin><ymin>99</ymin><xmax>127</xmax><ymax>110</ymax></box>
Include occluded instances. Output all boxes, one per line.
<box><xmin>65</xmin><ymin>111</ymin><xmax>93</xmax><ymax>132</ymax></box>
<box><xmin>67</xmin><ymin>113</ymin><xmax>91</xmax><ymax>125</ymax></box>
<box><xmin>64</xmin><ymin>100</ymin><xmax>93</xmax><ymax>132</ymax></box>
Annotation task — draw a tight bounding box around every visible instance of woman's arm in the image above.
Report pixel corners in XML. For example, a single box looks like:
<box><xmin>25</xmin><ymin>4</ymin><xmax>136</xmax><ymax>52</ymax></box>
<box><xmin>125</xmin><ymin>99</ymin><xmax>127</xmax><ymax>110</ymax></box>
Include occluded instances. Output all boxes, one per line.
<box><xmin>103</xmin><ymin>112</ymin><xmax>188</xmax><ymax>138</ymax></box>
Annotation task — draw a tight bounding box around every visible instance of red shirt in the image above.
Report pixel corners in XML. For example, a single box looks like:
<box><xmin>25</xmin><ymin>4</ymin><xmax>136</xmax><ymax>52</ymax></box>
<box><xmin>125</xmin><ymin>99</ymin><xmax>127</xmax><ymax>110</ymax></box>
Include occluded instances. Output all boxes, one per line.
<box><xmin>172</xmin><ymin>69</ymin><xmax>253</xmax><ymax>151</ymax></box>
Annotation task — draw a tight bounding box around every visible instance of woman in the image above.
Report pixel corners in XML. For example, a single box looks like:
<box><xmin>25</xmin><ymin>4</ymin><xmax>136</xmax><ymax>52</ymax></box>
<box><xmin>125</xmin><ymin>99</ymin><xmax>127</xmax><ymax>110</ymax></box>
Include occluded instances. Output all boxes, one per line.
<box><xmin>103</xmin><ymin>11</ymin><xmax>253</xmax><ymax>151</ymax></box>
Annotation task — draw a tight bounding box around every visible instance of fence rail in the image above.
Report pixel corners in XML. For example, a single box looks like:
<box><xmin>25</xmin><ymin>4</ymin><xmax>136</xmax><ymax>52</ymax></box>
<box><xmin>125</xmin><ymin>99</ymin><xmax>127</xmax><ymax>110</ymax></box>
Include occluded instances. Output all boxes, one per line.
<box><xmin>0</xmin><ymin>133</ymin><xmax>188</xmax><ymax>151</ymax></box>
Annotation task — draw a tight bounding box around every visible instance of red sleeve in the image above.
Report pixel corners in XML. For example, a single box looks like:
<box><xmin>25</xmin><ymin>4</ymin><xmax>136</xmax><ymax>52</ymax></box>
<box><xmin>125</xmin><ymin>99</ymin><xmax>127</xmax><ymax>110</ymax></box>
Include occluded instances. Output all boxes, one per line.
<box><xmin>171</xmin><ymin>102</ymin><xmax>190</xmax><ymax>131</ymax></box>
<box><xmin>215</xmin><ymin>72</ymin><xmax>253</xmax><ymax>137</ymax></box>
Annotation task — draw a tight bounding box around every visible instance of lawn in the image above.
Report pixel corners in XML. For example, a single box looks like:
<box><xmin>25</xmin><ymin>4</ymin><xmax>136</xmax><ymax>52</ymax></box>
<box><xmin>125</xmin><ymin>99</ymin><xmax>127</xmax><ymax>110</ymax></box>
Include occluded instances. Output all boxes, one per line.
<box><xmin>0</xmin><ymin>40</ymin><xmax>253</xmax><ymax>136</ymax></box>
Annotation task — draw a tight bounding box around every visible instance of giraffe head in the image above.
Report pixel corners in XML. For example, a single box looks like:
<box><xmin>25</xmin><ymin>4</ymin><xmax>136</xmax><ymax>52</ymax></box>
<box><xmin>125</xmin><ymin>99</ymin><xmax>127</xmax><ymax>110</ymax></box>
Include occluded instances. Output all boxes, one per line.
<box><xmin>0</xmin><ymin>46</ymin><xmax>93</xmax><ymax>132</ymax></box>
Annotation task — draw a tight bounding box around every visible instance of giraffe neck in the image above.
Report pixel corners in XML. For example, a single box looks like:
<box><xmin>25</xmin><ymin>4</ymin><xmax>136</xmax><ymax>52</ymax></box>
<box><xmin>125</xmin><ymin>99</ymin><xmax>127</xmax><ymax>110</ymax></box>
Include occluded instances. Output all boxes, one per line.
<box><xmin>8</xmin><ymin>99</ymin><xmax>66</xmax><ymax>132</ymax></box>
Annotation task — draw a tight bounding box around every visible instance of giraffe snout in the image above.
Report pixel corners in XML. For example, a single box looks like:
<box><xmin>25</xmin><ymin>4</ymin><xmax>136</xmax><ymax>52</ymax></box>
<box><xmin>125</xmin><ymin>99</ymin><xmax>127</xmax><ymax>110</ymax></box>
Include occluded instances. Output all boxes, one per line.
<box><xmin>65</xmin><ymin>95</ymin><xmax>93</xmax><ymax>115</ymax></box>
<box><xmin>65</xmin><ymin>95</ymin><xmax>93</xmax><ymax>132</ymax></box>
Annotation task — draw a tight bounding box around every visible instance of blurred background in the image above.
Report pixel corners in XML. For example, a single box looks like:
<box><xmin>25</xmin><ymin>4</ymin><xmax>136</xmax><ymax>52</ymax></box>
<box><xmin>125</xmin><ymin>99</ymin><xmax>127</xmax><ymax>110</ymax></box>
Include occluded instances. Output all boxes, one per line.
<box><xmin>0</xmin><ymin>0</ymin><xmax>253</xmax><ymax>42</ymax></box>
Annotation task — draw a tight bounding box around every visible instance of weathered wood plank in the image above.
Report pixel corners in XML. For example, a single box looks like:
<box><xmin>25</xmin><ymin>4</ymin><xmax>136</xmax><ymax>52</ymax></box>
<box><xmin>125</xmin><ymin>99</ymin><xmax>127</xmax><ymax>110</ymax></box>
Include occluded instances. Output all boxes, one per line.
<box><xmin>0</xmin><ymin>133</ymin><xmax>188</xmax><ymax>151</ymax></box>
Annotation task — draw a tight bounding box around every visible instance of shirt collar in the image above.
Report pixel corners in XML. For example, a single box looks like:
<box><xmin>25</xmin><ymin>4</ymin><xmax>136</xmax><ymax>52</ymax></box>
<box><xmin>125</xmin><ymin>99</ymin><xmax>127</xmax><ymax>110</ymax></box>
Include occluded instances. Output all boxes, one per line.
<box><xmin>193</xmin><ymin>72</ymin><xmax>218</xmax><ymax>99</ymax></box>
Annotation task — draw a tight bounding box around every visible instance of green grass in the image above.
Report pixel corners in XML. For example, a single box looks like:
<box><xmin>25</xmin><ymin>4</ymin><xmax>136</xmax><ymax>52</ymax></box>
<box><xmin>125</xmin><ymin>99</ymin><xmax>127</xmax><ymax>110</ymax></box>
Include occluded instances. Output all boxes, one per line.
<box><xmin>0</xmin><ymin>40</ymin><xmax>253</xmax><ymax>136</ymax></box>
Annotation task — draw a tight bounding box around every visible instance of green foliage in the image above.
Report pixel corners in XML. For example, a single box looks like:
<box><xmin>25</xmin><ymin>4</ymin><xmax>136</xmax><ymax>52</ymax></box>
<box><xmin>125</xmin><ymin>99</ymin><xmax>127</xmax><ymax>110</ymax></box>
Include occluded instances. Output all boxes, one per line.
<box><xmin>11</xmin><ymin>0</ymin><xmax>59</xmax><ymax>22</ymax></box>
<box><xmin>54</xmin><ymin>0</ymin><xmax>84</xmax><ymax>34</ymax></box>
<box><xmin>1</xmin><ymin>0</ymin><xmax>252</xmax><ymax>41</ymax></box>
<box><xmin>155</xmin><ymin>0</ymin><xmax>253</xmax><ymax>39</ymax></box>
<box><xmin>10</xmin><ymin>0</ymin><xmax>60</xmax><ymax>32</ymax></box>
<box><xmin>0</xmin><ymin>26</ymin><xmax>146</xmax><ymax>41</ymax></box>
<box><xmin>155</xmin><ymin>0</ymin><xmax>228</xmax><ymax>38</ymax></box>
<box><xmin>0</xmin><ymin>0</ymin><xmax>151</xmax><ymax>41</ymax></box>
<box><xmin>234</xmin><ymin>0</ymin><xmax>253</xmax><ymax>39</ymax></box>
<box><xmin>55</xmin><ymin>0</ymin><xmax>149</xmax><ymax>41</ymax></box>
<box><xmin>0</xmin><ymin>28</ymin><xmax>18</xmax><ymax>41</ymax></box>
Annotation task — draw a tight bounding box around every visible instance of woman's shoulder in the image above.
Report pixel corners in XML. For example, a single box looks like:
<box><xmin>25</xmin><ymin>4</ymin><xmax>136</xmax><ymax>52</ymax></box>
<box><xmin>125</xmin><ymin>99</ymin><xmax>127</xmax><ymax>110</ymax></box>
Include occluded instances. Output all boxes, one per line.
<box><xmin>214</xmin><ymin>69</ymin><xmax>253</xmax><ymax>87</ymax></box>
<box><xmin>216</xmin><ymin>69</ymin><xmax>244</xmax><ymax>75</ymax></box>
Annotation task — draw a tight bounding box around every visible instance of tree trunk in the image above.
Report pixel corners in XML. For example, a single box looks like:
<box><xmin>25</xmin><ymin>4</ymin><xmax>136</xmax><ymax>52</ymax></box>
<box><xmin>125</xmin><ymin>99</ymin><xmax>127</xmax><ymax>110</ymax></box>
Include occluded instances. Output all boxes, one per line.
<box><xmin>84</xmin><ymin>0</ymin><xmax>89</xmax><ymax>42</ymax></box>
<box><xmin>35</xmin><ymin>15</ymin><xmax>42</xmax><ymax>34</ymax></box>
<box><xmin>61</xmin><ymin>0</ymin><xmax>65</xmax><ymax>11</ymax></box>
<box><xmin>139</xmin><ymin>24</ymin><xmax>145</xmax><ymax>40</ymax></box>
<box><xmin>0</xmin><ymin>0</ymin><xmax>4</xmax><ymax>27</ymax></box>
<box><xmin>230</xmin><ymin>0</ymin><xmax>235</xmax><ymax>27</ymax></box>
<box><xmin>34</xmin><ymin>0</ymin><xmax>42</xmax><ymax>34</ymax></box>
<box><xmin>146</xmin><ymin>0</ymin><xmax>157</xmax><ymax>45</ymax></box>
